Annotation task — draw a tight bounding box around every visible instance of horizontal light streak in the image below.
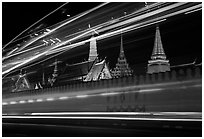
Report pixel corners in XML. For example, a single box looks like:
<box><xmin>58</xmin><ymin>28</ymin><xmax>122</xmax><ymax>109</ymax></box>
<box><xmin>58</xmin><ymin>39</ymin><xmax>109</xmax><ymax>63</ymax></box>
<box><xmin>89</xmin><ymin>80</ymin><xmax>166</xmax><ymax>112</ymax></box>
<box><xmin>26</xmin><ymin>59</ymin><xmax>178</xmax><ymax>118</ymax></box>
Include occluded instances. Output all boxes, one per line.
<box><xmin>100</xmin><ymin>92</ymin><xmax>120</xmax><ymax>96</ymax></box>
<box><xmin>139</xmin><ymin>88</ymin><xmax>163</xmax><ymax>93</ymax></box>
<box><xmin>76</xmin><ymin>95</ymin><xmax>88</xmax><ymax>98</ymax></box>
<box><xmin>28</xmin><ymin>99</ymin><xmax>34</xmax><ymax>103</ymax></box>
<box><xmin>2</xmin><ymin>102</ymin><xmax>8</xmax><ymax>105</ymax></box>
<box><xmin>2</xmin><ymin>115</ymin><xmax>201</xmax><ymax>122</ymax></box>
<box><xmin>59</xmin><ymin>96</ymin><xmax>69</xmax><ymax>100</ymax></box>
<box><xmin>19</xmin><ymin>100</ymin><xmax>26</xmax><ymax>104</ymax></box>
<box><xmin>9</xmin><ymin>101</ymin><xmax>17</xmax><ymax>105</ymax></box>
<box><xmin>36</xmin><ymin>99</ymin><xmax>43</xmax><ymax>102</ymax></box>
<box><xmin>31</xmin><ymin>112</ymin><xmax>154</xmax><ymax>116</ymax></box>
<box><xmin>46</xmin><ymin>98</ymin><xmax>54</xmax><ymax>101</ymax></box>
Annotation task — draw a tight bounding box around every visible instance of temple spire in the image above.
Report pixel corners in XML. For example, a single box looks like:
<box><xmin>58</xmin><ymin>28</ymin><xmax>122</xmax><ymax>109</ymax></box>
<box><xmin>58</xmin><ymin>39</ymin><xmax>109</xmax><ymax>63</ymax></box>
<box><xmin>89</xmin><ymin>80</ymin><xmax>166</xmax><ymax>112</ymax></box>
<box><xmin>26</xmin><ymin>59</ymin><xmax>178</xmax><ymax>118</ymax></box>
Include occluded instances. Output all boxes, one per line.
<box><xmin>52</xmin><ymin>59</ymin><xmax>58</xmax><ymax>78</ymax></box>
<box><xmin>120</xmin><ymin>33</ymin><xmax>124</xmax><ymax>56</ymax></box>
<box><xmin>151</xmin><ymin>26</ymin><xmax>166</xmax><ymax>60</ymax></box>
<box><xmin>88</xmin><ymin>35</ymin><xmax>98</xmax><ymax>61</ymax></box>
<box><xmin>111</xmin><ymin>34</ymin><xmax>132</xmax><ymax>78</ymax></box>
<box><xmin>147</xmin><ymin>26</ymin><xmax>170</xmax><ymax>74</ymax></box>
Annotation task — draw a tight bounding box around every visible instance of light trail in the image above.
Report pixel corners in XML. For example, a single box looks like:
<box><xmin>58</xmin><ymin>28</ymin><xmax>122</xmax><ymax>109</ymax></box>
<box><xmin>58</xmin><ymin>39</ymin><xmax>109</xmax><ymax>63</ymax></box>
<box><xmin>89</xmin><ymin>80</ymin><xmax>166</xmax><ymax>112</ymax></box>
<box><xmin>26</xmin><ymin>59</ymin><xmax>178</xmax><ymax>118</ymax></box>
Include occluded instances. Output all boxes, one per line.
<box><xmin>5</xmin><ymin>43</ymin><xmax>45</xmax><ymax>59</ymax></box>
<box><xmin>28</xmin><ymin>100</ymin><xmax>34</xmax><ymax>103</ymax></box>
<box><xmin>3</xmin><ymin>3</ymin><xmax>201</xmax><ymax>76</ymax></box>
<box><xmin>39</xmin><ymin>3</ymin><xmax>202</xmax><ymax>56</ymax></box>
<box><xmin>2</xmin><ymin>115</ymin><xmax>201</xmax><ymax>122</ymax></box>
<box><xmin>76</xmin><ymin>95</ymin><xmax>89</xmax><ymax>98</ymax></box>
<box><xmin>36</xmin><ymin>99</ymin><xmax>43</xmax><ymax>102</ymax></box>
<box><xmin>185</xmin><ymin>7</ymin><xmax>202</xmax><ymax>14</ymax></box>
<box><xmin>3</xmin><ymin>3</ymin><xmax>69</xmax><ymax>50</ymax></box>
<box><xmin>59</xmin><ymin>96</ymin><xmax>69</xmax><ymax>100</ymax></box>
<box><xmin>45</xmin><ymin>18</ymin><xmax>167</xmax><ymax>56</ymax></box>
<box><xmin>14</xmin><ymin>3</ymin><xmax>109</xmax><ymax>53</ymax></box>
<box><xmin>2</xmin><ymin>4</ymin><xmax>109</xmax><ymax>76</ymax></box>
<box><xmin>2</xmin><ymin>79</ymin><xmax>201</xmax><ymax>106</ymax></box>
<box><xmin>19</xmin><ymin>100</ymin><xmax>26</xmax><ymax>104</ymax></box>
<box><xmin>30</xmin><ymin>112</ymin><xmax>202</xmax><ymax>117</ymax></box>
<box><xmin>46</xmin><ymin>98</ymin><xmax>55</xmax><ymax>101</ymax></box>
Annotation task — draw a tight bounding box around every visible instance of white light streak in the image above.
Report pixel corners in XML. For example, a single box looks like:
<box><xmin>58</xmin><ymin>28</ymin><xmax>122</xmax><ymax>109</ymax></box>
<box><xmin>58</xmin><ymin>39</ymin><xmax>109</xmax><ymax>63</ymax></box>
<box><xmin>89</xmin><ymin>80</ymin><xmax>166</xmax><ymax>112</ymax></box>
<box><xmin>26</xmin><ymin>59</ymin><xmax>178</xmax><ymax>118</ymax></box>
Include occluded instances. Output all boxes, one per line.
<box><xmin>46</xmin><ymin>98</ymin><xmax>54</xmax><ymax>101</ymax></box>
<box><xmin>2</xmin><ymin>115</ymin><xmax>201</xmax><ymax>122</ymax></box>
<box><xmin>59</xmin><ymin>96</ymin><xmax>69</xmax><ymax>100</ymax></box>
<box><xmin>31</xmin><ymin>112</ymin><xmax>153</xmax><ymax>116</ymax></box>
<box><xmin>76</xmin><ymin>95</ymin><xmax>88</xmax><ymax>98</ymax></box>
<box><xmin>36</xmin><ymin>99</ymin><xmax>43</xmax><ymax>102</ymax></box>
<box><xmin>7</xmin><ymin>47</ymin><xmax>19</xmax><ymax>56</ymax></box>
<box><xmin>19</xmin><ymin>100</ymin><xmax>26</xmax><ymax>104</ymax></box>
<box><xmin>10</xmin><ymin>101</ymin><xmax>17</xmax><ymax>105</ymax></box>
<box><xmin>2</xmin><ymin>102</ymin><xmax>8</xmax><ymax>105</ymax></box>
<box><xmin>139</xmin><ymin>88</ymin><xmax>163</xmax><ymax>93</ymax></box>
<box><xmin>100</xmin><ymin>92</ymin><xmax>120</xmax><ymax>96</ymax></box>
<box><xmin>28</xmin><ymin>99</ymin><xmax>34</xmax><ymax>103</ymax></box>
<box><xmin>3</xmin><ymin>3</ymin><xmax>109</xmax><ymax>74</ymax></box>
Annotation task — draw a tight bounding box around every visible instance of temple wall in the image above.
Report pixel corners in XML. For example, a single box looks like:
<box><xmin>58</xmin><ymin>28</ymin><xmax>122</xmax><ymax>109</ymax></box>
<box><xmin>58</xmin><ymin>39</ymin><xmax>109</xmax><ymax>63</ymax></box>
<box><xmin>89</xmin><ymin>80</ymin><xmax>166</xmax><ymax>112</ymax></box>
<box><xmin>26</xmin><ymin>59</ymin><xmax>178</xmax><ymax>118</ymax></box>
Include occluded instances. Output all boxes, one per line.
<box><xmin>3</xmin><ymin>66</ymin><xmax>202</xmax><ymax>114</ymax></box>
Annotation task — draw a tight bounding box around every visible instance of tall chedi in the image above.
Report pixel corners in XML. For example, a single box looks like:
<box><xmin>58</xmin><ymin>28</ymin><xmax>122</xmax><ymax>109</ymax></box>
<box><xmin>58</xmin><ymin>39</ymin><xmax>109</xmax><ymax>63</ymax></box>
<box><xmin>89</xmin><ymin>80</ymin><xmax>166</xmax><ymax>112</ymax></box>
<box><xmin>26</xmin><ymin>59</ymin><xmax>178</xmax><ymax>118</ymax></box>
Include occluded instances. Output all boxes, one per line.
<box><xmin>88</xmin><ymin>35</ymin><xmax>98</xmax><ymax>61</ymax></box>
<box><xmin>147</xmin><ymin>26</ymin><xmax>170</xmax><ymax>74</ymax></box>
<box><xmin>111</xmin><ymin>34</ymin><xmax>132</xmax><ymax>78</ymax></box>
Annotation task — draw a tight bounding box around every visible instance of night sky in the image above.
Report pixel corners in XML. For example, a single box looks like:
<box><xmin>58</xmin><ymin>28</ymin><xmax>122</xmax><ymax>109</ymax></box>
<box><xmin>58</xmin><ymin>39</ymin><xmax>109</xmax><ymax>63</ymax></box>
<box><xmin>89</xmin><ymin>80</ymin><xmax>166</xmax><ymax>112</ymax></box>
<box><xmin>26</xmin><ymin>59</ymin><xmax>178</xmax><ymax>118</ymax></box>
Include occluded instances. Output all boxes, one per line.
<box><xmin>2</xmin><ymin>2</ymin><xmax>202</xmax><ymax>76</ymax></box>
<box><xmin>2</xmin><ymin>2</ymin><xmax>102</xmax><ymax>45</ymax></box>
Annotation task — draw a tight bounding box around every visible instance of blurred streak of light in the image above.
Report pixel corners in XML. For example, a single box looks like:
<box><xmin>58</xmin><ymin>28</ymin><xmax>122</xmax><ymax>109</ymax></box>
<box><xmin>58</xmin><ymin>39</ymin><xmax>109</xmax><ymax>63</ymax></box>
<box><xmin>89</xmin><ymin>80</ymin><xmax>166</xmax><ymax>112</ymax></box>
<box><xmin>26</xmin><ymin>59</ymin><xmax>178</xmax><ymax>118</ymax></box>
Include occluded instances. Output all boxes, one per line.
<box><xmin>3</xmin><ymin>3</ymin><xmax>108</xmax><ymax>60</ymax></box>
<box><xmin>9</xmin><ymin>101</ymin><xmax>17</xmax><ymax>105</ymax></box>
<box><xmin>49</xmin><ymin>25</ymin><xmax>103</xmax><ymax>51</ymax></box>
<box><xmin>30</xmin><ymin>112</ymin><xmax>201</xmax><ymax>116</ymax></box>
<box><xmin>46</xmin><ymin>98</ymin><xmax>54</xmax><ymax>101</ymax></box>
<box><xmin>28</xmin><ymin>100</ymin><xmax>34</xmax><ymax>103</ymax></box>
<box><xmin>100</xmin><ymin>92</ymin><xmax>120</xmax><ymax>96</ymax></box>
<box><xmin>98</xmin><ymin>3</ymin><xmax>185</xmax><ymax>33</ymax></box>
<box><xmin>3</xmin><ymin>59</ymin><xmax>26</xmax><ymax>68</ymax></box>
<box><xmin>3</xmin><ymin>3</ymin><xmax>201</xmax><ymax>76</ymax></box>
<box><xmin>59</xmin><ymin>96</ymin><xmax>69</xmax><ymax>100</ymax></box>
<box><xmin>6</xmin><ymin>47</ymin><xmax>18</xmax><ymax>56</ymax></box>
<box><xmin>3</xmin><ymin>3</ymin><xmax>69</xmax><ymax>49</ymax></box>
<box><xmin>2</xmin><ymin>102</ymin><xmax>8</xmax><ymax>105</ymax></box>
<box><xmin>4</xmin><ymin>43</ymin><xmax>46</xmax><ymax>61</ymax></box>
<box><xmin>185</xmin><ymin>8</ymin><xmax>202</xmax><ymax>14</ymax></box>
<box><xmin>19</xmin><ymin>100</ymin><xmax>26</xmax><ymax>104</ymax></box>
<box><xmin>36</xmin><ymin>99</ymin><xmax>43</xmax><ymax>102</ymax></box>
<box><xmin>139</xmin><ymin>88</ymin><xmax>163</xmax><ymax>93</ymax></box>
<box><xmin>2</xmin><ymin>115</ymin><xmax>201</xmax><ymax>122</ymax></box>
<box><xmin>2</xmin><ymin>82</ymin><xmax>201</xmax><ymax>106</ymax></box>
<box><xmin>14</xmin><ymin>3</ymin><xmax>109</xmax><ymax>54</ymax></box>
<box><xmin>76</xmin><ymin>95</ymin><xmax>88</xmax><ymax>98</ymax></box>
<box><xmin>46</xmin><ymin>19</ymin><xmax>167</xmax><ymax>56</ymax></box>
<box><xmin>48</xmin><ymin>3</ymin><xmax>201</xmax><ymax>55</ymax></box>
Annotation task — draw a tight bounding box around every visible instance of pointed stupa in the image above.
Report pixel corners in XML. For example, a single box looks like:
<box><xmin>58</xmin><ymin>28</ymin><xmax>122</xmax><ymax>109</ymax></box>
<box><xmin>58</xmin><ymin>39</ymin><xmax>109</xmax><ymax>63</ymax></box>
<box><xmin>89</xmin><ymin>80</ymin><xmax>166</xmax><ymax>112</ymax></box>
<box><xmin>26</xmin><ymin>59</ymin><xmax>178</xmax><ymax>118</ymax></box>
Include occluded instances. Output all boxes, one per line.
<box><xmin>52</xmin><ymin>59</ymin><xmax>58</xmax><ymax>78</ymax></box>
<box><xmin>88</xmin><ymin>35</ymin><xmax>98</xmax><ymax>61</ymax></box>
<box><xmin>120</xmin><ymin>33</ymin><xmax>125</xmax><ymax>57</ymax></box>
<box><xmin>111</xmin><ymin>33</ymin><xmax>132</xmax><ymax>78</ymax></box>
<box><xmin>88</xmin><ymin>24</ymin><xmax>98</xmax><ymax>61</ymax></box>
<box><xmin>147</xmin><ymin>26</ymin><xmax>170</xmax><ymax>74</ymax></box>
<box><xmin>151</xmin><ymin>26</ymin><xmax>166</xmax><ymax>60</ymax></box>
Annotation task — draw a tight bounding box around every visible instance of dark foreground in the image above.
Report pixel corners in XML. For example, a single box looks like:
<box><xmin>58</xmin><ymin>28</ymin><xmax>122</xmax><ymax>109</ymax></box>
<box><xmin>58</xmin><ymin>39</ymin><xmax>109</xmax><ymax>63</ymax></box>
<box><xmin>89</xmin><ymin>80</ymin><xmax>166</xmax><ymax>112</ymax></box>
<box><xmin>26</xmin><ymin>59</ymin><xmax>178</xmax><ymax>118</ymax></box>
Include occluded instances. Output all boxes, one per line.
<box><xmin>3</xmin><ymin>114</ymin><xmax>202</xmax><ymax>137</ymax></box>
